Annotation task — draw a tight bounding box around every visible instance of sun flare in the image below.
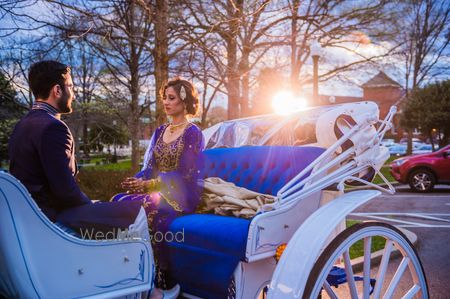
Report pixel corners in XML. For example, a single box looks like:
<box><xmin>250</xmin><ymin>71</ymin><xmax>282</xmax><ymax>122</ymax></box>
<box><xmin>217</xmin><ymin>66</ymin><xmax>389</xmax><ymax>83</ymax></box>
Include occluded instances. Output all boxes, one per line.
<box><xmin>272</xmin><ymin>91</ymin><xmax>308</xmax><ymax>115</ymax></box>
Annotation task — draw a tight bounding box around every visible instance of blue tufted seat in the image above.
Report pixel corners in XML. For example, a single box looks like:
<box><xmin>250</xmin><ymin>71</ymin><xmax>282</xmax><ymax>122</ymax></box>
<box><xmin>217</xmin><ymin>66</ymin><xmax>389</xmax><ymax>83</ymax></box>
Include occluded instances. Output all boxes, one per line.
<box><xmin>167</xmin><ymin>146</ymin><xmax>326</xmax><ymax>298</ymax></box>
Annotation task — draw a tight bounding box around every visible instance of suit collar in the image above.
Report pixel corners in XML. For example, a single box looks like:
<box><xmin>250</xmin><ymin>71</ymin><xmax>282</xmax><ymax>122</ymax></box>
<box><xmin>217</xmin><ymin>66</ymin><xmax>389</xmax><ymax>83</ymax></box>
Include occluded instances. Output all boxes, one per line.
<box><xmin>32</xmin><ymin>101</ymin><xmax>61</xmax><ymax>119</ymax></box>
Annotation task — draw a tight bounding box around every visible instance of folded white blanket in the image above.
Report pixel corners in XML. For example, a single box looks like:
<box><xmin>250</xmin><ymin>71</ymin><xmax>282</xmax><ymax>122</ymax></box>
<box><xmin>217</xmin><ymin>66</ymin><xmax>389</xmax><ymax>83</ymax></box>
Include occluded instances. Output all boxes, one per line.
<box><xmin>200</xmin><ymin>177</ymin><xmax>276</xmax><ymax>218</ymax></box>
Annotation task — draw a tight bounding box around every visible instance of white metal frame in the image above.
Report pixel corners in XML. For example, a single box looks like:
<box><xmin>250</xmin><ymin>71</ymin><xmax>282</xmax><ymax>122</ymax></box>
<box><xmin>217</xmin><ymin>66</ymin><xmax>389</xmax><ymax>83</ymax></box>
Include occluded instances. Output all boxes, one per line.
<box><xmin>234</xmin><ymin>104</ymin><xmax>400</xmax><ymax>298</ymax></box>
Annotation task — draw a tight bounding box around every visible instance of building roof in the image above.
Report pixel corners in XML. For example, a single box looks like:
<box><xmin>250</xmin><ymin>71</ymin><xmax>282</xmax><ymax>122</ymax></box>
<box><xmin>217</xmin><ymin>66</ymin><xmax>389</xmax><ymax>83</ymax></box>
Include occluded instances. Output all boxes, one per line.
<box><xmin>362</xmin><ymin>71</ymin><xmax>402</xmax><ymax>88</ymax></box>
<box><xmin>320</xmin><ymin>95</ymin><xmax>363</xmax><ymax>104</ymax></box>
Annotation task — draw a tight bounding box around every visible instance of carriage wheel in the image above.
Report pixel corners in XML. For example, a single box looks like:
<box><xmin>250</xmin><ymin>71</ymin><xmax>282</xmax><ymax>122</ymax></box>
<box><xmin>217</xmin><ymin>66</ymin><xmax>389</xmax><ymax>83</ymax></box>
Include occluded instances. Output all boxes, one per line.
<box><xmin>303</xmin><ymin>222</ymin><xmax>428</xmax><ymax>299</ymax></box>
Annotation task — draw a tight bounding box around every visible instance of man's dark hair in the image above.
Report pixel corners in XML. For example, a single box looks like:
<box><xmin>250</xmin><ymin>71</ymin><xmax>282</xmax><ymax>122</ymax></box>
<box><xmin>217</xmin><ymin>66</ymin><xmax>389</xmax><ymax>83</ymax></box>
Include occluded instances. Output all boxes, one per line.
<box><xmin>28</xmin><ymin>60</ymin><xmax>71</xmax><ymax>100</ymax></box>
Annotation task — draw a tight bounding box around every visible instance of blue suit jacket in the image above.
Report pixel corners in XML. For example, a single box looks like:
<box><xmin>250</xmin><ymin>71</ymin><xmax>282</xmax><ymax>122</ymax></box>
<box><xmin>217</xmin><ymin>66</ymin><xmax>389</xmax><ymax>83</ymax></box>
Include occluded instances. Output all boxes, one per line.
<box><xmin>9</xmin><ymin>108</ymin><xmax>142</xmax><ymax>234</ymax></box>
<box><xmin>9</xmin><ymin>109</ymin><xmax>91</xmax><ymax>221</ymax></box>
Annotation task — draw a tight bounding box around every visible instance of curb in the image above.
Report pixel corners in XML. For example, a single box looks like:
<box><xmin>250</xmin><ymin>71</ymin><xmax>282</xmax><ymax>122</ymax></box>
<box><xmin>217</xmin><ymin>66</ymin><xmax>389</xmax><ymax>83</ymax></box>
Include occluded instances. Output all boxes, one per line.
<box><xmin>346</xmin><ymin>182</ymin><xmax>401</xmax><ymax>192</ymax></box>
<box><xmin>351</xmin><ymin>227</ymin><xmax>418</xmax><ymax>272</ymax></box>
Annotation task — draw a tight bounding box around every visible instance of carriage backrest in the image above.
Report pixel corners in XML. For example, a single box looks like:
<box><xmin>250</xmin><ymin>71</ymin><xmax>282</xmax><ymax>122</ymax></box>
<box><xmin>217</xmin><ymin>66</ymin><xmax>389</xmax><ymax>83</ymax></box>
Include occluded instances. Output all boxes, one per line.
<box><xmin>0</xmin><ymin>171</ymin><xmax>152</xmax><ymax>299</ymax></box>
<box><xmin>0</xmin><ymin>171</ymin><xmax>56</xmax><ymax>298</ymax></box>
<box><xmin>202</xmin><ymin>146</ymin><xmax>326</xmax><ymax>195</ymax></box>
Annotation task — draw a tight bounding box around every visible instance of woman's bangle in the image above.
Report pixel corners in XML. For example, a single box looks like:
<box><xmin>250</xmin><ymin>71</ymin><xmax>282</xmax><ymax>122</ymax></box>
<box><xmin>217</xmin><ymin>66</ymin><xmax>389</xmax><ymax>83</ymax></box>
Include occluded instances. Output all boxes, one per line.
<box><xmin>145</xmin><ymin>177</ymin><xmax>161</xmax><ymax>193</ymax></box>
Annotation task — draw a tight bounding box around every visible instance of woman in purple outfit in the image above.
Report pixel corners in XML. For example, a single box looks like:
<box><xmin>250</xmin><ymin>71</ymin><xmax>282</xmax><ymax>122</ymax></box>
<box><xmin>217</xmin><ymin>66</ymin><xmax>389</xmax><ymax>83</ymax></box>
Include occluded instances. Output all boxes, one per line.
<box><xmin>113</xmin><ymin>78</ymin><xmax>204</xmax><ymax>295</ymax></box>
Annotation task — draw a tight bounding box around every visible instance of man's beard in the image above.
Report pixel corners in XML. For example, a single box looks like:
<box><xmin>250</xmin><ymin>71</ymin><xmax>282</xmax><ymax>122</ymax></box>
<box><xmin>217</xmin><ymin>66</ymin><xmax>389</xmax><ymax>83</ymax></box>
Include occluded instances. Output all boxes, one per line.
<box><xmin>58</xmin><ymin>91</ymin><xmax>72</xmax><ymax>114</ymax></box>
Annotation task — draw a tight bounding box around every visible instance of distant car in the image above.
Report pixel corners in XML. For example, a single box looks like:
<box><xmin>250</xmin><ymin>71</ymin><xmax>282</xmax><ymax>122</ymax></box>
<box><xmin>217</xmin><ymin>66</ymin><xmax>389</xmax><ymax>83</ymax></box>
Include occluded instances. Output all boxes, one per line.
<box><xmin>413</xmin><ymin>144</ymin><xmax>433</xmax><ymax>155</ymax></box>
<box><xmin>390</xmin><ymin>144</ymin><xmax>450</xmax><ymax>192</ymax></box>
<box><xmin>380</xmin><ymin>138</ymin><xmax>395</xmax><ymax>147</ymax></box>
<box><xmin>400</xmin><ymin>137</ymin><xmax>422</xmax><ymax>144</ymax></box>
<box><xmin>389</xmin><ymin>144</ymin><xmax>407</xmax><ymax>156</ymax></box>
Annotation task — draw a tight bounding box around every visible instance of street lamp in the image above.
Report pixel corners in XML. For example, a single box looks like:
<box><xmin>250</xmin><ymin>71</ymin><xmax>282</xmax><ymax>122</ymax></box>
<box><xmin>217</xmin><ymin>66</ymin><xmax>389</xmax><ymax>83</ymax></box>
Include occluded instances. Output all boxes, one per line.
<box><xmin>310</xmin><ymin>40</ymin><xmax>322</xmax><ymax>106</ymax></box>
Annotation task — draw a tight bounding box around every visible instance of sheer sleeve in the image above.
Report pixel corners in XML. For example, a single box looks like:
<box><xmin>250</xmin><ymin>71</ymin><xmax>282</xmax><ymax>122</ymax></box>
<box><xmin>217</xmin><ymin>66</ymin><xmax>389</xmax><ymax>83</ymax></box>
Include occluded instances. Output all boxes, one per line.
<box><xmin>179</xmin><ymin>125</ymin><xmax>205</xmax><ymax>184</ymax></box>
<box><xmin>137</xmin><ymin>125</ymin><xmax>164</xmax><ymax>179</ymax></box>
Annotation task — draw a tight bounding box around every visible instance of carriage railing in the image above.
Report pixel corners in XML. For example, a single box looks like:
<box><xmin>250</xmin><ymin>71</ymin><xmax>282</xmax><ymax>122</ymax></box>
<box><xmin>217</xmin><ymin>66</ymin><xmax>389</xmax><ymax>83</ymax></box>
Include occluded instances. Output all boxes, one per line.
<box><xmin>271</xmin><ymin>106</ymin><xmax>397</xmax><ymax>210</ymax></box>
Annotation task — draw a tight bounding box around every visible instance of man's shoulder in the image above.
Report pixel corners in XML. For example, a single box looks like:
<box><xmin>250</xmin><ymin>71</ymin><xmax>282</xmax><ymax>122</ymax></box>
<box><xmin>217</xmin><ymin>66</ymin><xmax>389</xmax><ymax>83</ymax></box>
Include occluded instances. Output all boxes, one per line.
<box><xmin>20</xmin><ymin>111</ymin><xmax>69</xmax><ymax>134</ymax></box>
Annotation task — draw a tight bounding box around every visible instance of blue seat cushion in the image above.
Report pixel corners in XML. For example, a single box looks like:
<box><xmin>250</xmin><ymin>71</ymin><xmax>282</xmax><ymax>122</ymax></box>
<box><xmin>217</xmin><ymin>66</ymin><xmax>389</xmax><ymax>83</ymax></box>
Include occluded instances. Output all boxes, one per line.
<box><xmin>202</xmin><ymin>146</ymin><xmax>326</xmax><ymax>195</ymax></box>
<box><xmin>168</xmin><ymin>214</ymin><xmax>250</xmax><ymax>298</ymax></box>
<box><xmin>167</xmin><ymin>146</ymin><xmax>326</xmax><ymax>298</ymax></box>
<box><xmin>169</xmin><ymin>214</ymin><xmax>250</xmax><ymax>259</ymax></box>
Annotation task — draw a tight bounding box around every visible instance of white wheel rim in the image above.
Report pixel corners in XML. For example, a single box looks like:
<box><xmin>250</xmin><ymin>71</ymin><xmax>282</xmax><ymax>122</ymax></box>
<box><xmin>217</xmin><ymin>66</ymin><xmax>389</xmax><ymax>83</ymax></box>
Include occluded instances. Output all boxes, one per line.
<box><xmin>412</xmin><ymin>173</ymin><xmax>431</xmax><ymax>191</ymax></box>
<box><xmin>308</xmin><ymin>225</ymin><xmax>428</xmax><ymax>299</ymax></box>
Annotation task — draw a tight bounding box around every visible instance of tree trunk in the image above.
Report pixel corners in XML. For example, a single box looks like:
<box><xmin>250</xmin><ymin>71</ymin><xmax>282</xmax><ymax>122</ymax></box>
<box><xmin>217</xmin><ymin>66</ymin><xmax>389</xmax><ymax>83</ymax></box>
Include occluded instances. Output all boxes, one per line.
<box><xmin>239</xmin><ymin>48</ymin><xmax>250</xmax><ymax>117</ymax></box>
<box><xmin>290</xmin><ymin>0</ymin><xmax>300</xmax><ymax>91</ymax></box>
<box><xmin>406</xmin><ymin>129</ymin><xmax>413</xmax><ymax>155</ymax></box>
<box><xmin>428</xmin><ymin>130</ymin><xmax>435</xmax><ymax>151</ymax></box>
<box><xmin>129</xmin><ymin>70</ymin><xmax>141</xmax><ymax>172</ymax></box>
<box><xmin>82</xmin><ymin>118</ymin><xmax>89</xmax><ymax>157</ymax></box>
<box><xmin>128</xmin><ymin>3</ymin><xmax>142</xmax><ymax>172</ymax></box>
<box><xmin>154</xmin><ymin>0</ymin><xmax>169</xmax><ymax>127</ymax></box>
<box><xmin>226</xmin><ymin>0</ymin><xmax>240</xmax><ymax>120</ymax></box>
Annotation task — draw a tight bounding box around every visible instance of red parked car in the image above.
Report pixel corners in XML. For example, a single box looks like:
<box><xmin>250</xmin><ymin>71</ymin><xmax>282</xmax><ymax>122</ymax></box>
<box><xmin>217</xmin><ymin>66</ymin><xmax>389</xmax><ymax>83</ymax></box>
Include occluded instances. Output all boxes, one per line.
<box><xmin>390</xmin><ymin>144</ymin><xmax>450</xmax><ymax>192</ymax></box>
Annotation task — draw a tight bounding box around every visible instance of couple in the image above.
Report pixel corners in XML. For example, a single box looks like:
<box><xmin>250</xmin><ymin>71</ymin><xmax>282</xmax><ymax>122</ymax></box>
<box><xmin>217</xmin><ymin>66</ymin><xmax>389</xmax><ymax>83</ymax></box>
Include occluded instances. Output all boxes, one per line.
<box><xmin>8</xmin><ymin>60</ymin><xmax>204</xmax><ymax>299</ymax></box>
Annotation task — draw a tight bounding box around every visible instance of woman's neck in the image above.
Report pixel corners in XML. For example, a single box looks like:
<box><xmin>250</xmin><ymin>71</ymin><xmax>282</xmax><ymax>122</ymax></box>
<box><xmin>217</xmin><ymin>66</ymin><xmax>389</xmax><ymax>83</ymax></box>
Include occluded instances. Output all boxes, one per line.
<box><xmin>171</xmin><ymin>114</ymin><xmax>187</xmax><ymax>125</ymax></box>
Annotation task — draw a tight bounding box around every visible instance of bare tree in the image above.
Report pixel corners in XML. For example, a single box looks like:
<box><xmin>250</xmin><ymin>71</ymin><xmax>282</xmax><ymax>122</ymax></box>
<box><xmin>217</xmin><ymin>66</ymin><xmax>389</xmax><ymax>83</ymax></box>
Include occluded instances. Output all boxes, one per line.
<box><xmin>401</xmin><ymin>0</ymin><xmax>449</xmax><ymax>90</ymax></box>
<box><xmin>286</xmin><ymin>1</ymin><xmax>400</xmax><ymax>93</ymax></box>
<box><xmin>62</xmin><ymin>38</ymin><xmax>104</xmax><ymax>157</ymax></box>
<box><xmin>181</xmin><ymin>0</ymin><xmax>286</xmax><ymax>119</ymax></box>
<box><xmin>396</xmin><ymin>0</ymin><xmax>449</xmax><ymax>153</ymax></box>
<box><xmin>174</xmin><ymin>46</ymin><xmax>226</xmax><ymax>127</ymax></box>
<box><xmin>44</xmin><ymin>0</ymin><xmax>154</xmax><ymax>171</ymax></box>
<box><xmin>152</xmin><ymin>0</ymin><xmax>169</xmax><ymax>126</ymax></box>
<box><xmin>180</xmin><ymin>0</ymin><xmax>398</xmax><ymax>119</ymax></box>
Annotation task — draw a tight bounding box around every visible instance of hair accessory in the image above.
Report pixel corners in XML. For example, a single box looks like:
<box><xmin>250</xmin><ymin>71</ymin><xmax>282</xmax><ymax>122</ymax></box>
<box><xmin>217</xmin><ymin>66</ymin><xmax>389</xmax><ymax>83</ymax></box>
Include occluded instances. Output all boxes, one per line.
<box><xmin>180</xmin><ymin>85</ymin><xmax>187</xmax><ymax>101</ymax></box>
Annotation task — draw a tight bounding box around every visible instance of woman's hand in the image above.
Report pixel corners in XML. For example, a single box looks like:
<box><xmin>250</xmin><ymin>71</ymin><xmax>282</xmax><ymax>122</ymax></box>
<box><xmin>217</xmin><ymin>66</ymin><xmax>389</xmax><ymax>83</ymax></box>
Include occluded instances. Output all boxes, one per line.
<box><xmin>121</xmin><ymin>177</ymin><xmax>148</xmax><ymax>193</ymax></box>
<box><xmin>121</xmin><ymin>177</ymin><xmax>160</xmax><ymax>193</ymax></box>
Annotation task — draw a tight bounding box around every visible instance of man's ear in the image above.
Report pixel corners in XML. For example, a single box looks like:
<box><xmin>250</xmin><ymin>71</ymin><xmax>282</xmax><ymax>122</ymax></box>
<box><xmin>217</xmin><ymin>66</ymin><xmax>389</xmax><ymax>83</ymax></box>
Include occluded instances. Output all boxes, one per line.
<box><xmin>52</xmin><ymin>84</ymin><xmax>62</xmax><ymax>98</ymax></box>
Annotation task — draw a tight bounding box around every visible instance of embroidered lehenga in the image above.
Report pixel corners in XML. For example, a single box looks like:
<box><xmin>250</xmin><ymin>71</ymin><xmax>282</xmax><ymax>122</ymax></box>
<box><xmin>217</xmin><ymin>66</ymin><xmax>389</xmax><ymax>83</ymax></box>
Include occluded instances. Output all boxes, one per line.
<box><xmin>112</xmin><ymin>123</ymin><xmax>204</xmax><ymax>287</ymax></box>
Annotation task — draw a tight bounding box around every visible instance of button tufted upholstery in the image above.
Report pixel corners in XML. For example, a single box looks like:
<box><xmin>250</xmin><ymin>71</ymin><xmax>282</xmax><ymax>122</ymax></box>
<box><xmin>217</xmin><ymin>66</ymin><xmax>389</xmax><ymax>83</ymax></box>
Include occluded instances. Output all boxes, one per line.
<box><xmin>168</xmin><ymin>146</ymin><xmax>326</xmax><ymax>298</ymax></box>
<box><xmin>202</xmin><ymin>146</ymin><xmax>326</xmax><ymax>195</ymax></box>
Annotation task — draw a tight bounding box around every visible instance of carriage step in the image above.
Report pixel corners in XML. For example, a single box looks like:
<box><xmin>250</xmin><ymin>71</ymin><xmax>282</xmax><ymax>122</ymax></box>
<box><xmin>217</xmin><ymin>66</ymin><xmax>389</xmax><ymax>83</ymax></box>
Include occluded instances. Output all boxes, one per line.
<box><xmin>326</xmin><ymin>266</ymin><xmax>376</xmax><ymax>292</ymax></box>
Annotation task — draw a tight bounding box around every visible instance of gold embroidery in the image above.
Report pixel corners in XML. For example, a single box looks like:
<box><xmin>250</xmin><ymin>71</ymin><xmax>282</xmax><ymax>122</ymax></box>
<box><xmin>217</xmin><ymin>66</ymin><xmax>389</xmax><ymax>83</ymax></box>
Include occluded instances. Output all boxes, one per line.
<box><xmin>160</xmin><ymin>192</ymin><xmax>183</xmax><ymax>212</ymax></box>
<box><xmin>146</xmin><ymin>209</ymin><xmax>158</xmax><ymax>233</ymax></box>
<box><xmin>154</xmin><ymin>123</ymin><xmax>192</xmax><ymax>172</ymax></box>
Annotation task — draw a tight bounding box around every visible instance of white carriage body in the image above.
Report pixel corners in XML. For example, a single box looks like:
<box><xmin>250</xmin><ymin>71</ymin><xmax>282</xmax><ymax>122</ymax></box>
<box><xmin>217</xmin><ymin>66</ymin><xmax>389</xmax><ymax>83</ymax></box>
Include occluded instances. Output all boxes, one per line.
<box><xmin>1</xmin><ymin>101</ymin><xmax>426</xmax><ymax>299</ymax></box>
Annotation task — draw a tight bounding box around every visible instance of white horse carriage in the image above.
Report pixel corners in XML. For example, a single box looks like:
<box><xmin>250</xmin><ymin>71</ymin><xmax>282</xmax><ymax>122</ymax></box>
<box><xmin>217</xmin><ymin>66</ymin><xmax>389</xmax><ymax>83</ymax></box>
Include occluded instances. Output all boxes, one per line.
<box><xmin>0</xmin><ymin>101</ymin><xmax>428</xmax><ymax>298</ymax></box>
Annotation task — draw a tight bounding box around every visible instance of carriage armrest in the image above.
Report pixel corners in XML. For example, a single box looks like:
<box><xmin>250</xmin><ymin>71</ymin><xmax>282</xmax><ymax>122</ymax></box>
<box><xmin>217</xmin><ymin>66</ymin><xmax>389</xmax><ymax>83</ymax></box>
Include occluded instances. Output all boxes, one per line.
<box><xmin>245</xmin><ymin>191</ymin><xmax>323</xmax><ymax>261</ymax></box>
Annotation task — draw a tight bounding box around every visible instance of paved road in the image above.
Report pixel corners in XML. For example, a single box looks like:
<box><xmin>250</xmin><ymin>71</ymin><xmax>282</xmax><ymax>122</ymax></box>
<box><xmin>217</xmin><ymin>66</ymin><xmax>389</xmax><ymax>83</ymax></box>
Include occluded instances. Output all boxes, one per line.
<box><xmin>349</xmin><ymin>185</ymin><xmax>450</xmax><ymax>299</ymax></box>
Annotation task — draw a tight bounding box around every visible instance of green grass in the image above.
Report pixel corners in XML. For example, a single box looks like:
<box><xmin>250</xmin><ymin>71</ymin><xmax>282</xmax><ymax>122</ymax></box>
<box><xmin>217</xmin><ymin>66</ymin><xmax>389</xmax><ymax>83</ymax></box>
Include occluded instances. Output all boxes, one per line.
<box><xmin>82</xmin><ymin>159</ymin><xmax>132</xmax><ymax>171</ymax></box>
<box><xmin>372</xmin><ymin>165</ymin><xmax>396</xmax><ymax>185</ymax></box>
<box><xmin>346</xmin><ymin>220</ymin><xmax>386</xmax><ymax>259</ymax></box>
<box><xmin>372</xmin><ymin>156</ymin><xmax>397</xmax><ymax>185</ymax></box>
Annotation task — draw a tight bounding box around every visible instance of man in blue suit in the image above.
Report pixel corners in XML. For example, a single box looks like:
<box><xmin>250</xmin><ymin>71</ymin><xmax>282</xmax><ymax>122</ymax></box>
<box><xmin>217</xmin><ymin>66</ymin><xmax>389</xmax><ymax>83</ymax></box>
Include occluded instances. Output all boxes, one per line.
<box><xmin>9</xmin><ymin>60</ymin><xmax>181</xmax><ymax>299</ymax></box>
<box><xmin>8</xmin><ymin>60</ymin><xmax>142</xmax><ymax>237</ymax></box>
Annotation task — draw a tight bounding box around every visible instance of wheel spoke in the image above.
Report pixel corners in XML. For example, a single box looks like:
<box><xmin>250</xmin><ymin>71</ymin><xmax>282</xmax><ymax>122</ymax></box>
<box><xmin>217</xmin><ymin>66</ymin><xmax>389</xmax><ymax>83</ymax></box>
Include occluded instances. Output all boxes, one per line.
<box><xmin>413</xmin><ymin>173</ymin><xmax>431</xmax><ymax>190</ymax></box>
<box><xmin>363</xmin><ymin>236</ymin><xmax>372</xmax><ymax>299</ymax></box>
<box><xmin>383</xmin><ymin>257</ymin><xmax>409</xmax><ymax>299</ymax></box>
<box><xmin>303</xmin><ymin>223</ymin><xmax>427</xmax><ymax>299</ymax></box>
<box><xmin>343</xmin><ymin>250</ymin><xmax>358</xmax><ymax>299</ymax></box>
<box><xmin>373</xmin><ymin>240</ymin><xmax>393</xmax><ymax>299</ymax></box>
<box><xmin>401</xmin><ymin>284</ymin><xmax>421</xmax><ymax>299</ymax></box>
<box><xmin>323</xmin><ymin>280</ymin><xmax>338</xmax><ymax>299</ymax></box>
<box><xmin>406</xmin><ymin>254</ymin><xmax>425</xmax><ymax>297</ymax></box>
